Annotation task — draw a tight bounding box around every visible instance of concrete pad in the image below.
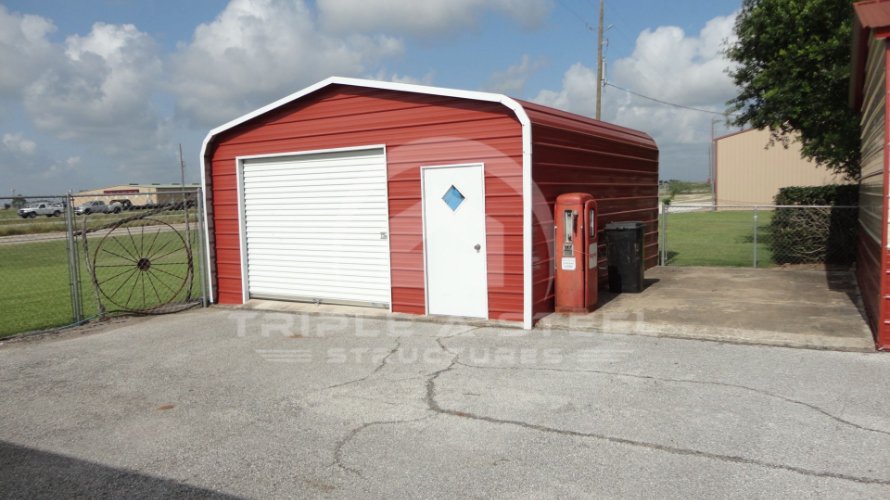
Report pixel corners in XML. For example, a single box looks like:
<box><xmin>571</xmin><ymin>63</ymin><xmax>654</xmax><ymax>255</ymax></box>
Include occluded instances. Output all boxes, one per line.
<box><xmin>240</xmin><ymin>298</ymin><xmax>523</xmax><ymax>329</ymax></box>
<box><xmin>1</xmin><ymin>309</ymin><xmax>890</xmax><ymax>497</ymax></box>
<box><xmin>538</xmin><ymin>266</ymin><xmax>875</xmax><ymax>352</ymax></box>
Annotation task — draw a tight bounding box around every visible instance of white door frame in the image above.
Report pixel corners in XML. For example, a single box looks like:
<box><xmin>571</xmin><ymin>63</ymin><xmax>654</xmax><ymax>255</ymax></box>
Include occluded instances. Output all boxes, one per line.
<box><xmin>235</xmin><ymin>144</ymin><xmax>393</xmax><ymax>311</ymax></box>
<box><xmin>420</xmin><ymin>163</ymin><xmax>488</xmax><ymax>318</ymax></box>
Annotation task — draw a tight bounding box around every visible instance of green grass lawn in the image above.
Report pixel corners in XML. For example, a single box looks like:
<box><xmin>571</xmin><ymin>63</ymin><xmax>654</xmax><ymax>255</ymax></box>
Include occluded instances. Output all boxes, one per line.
<box><xmin>0</xmin><ymin>229</ymin><xmax>204</xmax><ymax>338</ymax></box>
<box><xmin>0</xmin><ymin>239</ymin><xmax>76</xmax><ymax>336</ymax></box>
<box><xmin>662</xmin><ymin>209</ymin><xmax>774</xmax><ymax>267</ymax></box>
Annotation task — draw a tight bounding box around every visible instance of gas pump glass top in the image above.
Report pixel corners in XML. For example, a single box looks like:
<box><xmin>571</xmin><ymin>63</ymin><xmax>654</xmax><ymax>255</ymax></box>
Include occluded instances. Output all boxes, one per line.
<box><xmin>442</xmin><ymin>185</ymin><xmax>465</xmax><ymax>211</ymax></box>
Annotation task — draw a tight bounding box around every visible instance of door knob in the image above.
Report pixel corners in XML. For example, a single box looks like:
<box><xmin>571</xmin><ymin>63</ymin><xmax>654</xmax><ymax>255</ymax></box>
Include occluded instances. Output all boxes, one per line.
<box><xmin>474</xmin><ymin>244</ymin><xmax>481</xmax><ymax>252</ymax></box>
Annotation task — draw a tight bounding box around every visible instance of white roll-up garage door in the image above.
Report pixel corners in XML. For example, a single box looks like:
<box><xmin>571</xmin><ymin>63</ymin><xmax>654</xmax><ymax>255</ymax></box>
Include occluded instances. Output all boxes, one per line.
<box><xmin>241</xmin><ymin>148</ymin><xmax>391</xmax><ymax>307</ymax></box>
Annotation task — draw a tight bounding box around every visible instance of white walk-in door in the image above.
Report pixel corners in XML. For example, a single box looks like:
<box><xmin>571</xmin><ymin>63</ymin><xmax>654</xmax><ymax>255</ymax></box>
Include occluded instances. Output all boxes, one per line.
<box><xmin>422</xmin><ymin>164</ymin><xmax>488</xmax><ymax>318</ymax></box>
<box><xmin>241</xmin><ymin>148</ymin><xmax>391</xmax><ymax>307</ymax></box>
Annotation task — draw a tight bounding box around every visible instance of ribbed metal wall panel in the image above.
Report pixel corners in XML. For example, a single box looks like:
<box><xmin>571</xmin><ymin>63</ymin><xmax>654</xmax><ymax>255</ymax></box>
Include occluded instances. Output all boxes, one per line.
<box><xmin>860</xmin><ymin>34</ymin><xmax>887</xmax><ymax>245</ymax></box>
<box><xmin>715</xmin><ymin>128</ymin><xmax>847</xmax><ymax>207</ymax></box>
<box><xmin>207</xmin><ymin>85</ymin><xmax>524</xmax><ymax>321</ymax></box>
<box><xmin>855</xmin><ymin>34</ymin><xmax>890</xmax><ymax>349</ymax></box>
<box><xmin>520</xmin><ymin>101</ymin><xmax>659</xmax><ymax>321</ymax></box>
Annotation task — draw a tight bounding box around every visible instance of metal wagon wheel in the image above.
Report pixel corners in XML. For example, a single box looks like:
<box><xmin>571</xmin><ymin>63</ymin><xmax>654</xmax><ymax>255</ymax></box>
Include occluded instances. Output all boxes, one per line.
<box><xmin>92</xmin><ymin>218</ymin><xmax>193</xmax><ymax>313</ymax></box>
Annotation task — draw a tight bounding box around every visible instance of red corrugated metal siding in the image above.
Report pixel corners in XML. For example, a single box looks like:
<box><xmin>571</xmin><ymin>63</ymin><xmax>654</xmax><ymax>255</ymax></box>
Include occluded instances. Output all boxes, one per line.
<box><xmin>878</xmin><ymin>249</ymin><xmax>890</xmax><ymax>349</ymax></box>
<box><xmin>877</xmin><ymin>38</ymin><xmax>890</xmax><ymax>350</ymax></box>
<box><xmin>857</xmin><ymin>231</ymin><xmax>882</xmax><ymax>341</ymax></box>
<box><xmin>206</xmin><ymin>85</ymin><xmax>524</xmax><ymax>321</ymax></box>
<box><xmin>520</xmin><ymin>101</ymin><xmax>659</xmax><ymax>321</ymax></box>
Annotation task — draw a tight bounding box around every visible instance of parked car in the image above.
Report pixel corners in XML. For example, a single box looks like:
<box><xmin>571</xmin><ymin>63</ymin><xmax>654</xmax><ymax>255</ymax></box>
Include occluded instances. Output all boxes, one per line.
<box><xmin>75</xmin><ymin>200</ymin><xmax>122</xmax><ymax>215</ymax></box>
<box><xmin>109</xmin><ymin>199</ymin><xmax>133</xmax><ymax>210</ymax></box>
<box><xmin>18</xmin><ymin>201</ymin><xmax>64</xmax><ymax>218</ymax></box>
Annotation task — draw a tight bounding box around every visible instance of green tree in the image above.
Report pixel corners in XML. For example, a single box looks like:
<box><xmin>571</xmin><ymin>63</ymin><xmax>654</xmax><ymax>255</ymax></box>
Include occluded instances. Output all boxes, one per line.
<box><xmin>726</xmin><ymin>0</ymin><xmax>860</xmax><ymax>179</ymax></box>
<box><xmin>11</xmin><ymin>196</ymin><xmax>26</xmax><ymax>209</ymax></box>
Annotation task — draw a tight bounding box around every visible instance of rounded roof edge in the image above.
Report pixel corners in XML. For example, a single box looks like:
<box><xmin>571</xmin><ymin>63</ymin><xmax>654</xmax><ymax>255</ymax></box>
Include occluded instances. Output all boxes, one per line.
<box><xmin>200</xmin><ymin>76</ymin><xmax>655</xmax><ymax>156</ymax></box>
<box><xmin>516</xmin><ymin>99</ymin><xmax>657</xmax><ymax>150</ymax></box>
<box><xmin>201</xmin><ymin>76</ymin><xmax>530</xmax><ymax>155</ymax></box>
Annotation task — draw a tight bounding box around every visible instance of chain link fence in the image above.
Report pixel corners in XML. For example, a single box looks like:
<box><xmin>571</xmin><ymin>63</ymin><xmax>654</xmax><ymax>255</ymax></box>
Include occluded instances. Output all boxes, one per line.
<box><xmin>660</xmin><ymin>204</ymin><xmax>859</xmax><ymax>268</ymax></box>
<box><xmin>0</xmin><ymin>191</ymin><xmax>209</xmax><ymax>338</ymax></box>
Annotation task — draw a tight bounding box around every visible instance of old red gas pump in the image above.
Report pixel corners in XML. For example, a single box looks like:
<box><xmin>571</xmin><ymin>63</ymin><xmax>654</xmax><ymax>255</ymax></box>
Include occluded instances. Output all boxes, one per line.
<box><xmin>554</xmin><ymin>193</ymin><xmax>598</xmax><ymax>313</ymax></box>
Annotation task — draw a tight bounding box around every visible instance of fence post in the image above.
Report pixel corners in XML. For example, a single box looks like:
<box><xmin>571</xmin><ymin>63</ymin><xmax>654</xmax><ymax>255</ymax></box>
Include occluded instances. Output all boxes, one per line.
<box><xmin>197</xmin><ymin>188</ymin><xmax>209</xmax><ymax>308</ymax></box>
<box><xmin>661</xmin><ymin>204</ymin><xmax>668</xmax><ymax>265</ymax></box>
<box><xmin>753</xmin><ymin>206</ymin><xmax>759</xmax><ymax>268</ymax></box>
<box><xmin>64</xmin><ymin>193</ymin><xmax>83</xmax><ymax>324</ymax></box>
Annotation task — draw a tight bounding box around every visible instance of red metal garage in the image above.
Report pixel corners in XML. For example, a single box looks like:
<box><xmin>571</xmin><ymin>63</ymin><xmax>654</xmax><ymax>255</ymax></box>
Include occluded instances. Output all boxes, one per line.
<box><xmin>200</xmin><ymin>77</ymin><xmax>658</xmax><ymax>329</ymax></box>
<box><xmin>852</xmin><ymin>0</ymin><xmax>890</xmax><ymax>350</ymax></box>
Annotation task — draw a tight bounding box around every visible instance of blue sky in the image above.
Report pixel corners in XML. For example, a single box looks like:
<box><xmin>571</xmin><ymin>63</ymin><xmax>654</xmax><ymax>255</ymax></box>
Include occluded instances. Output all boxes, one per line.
<box><xmin>0</xmin><ymin>0</ymin><xmax>743</xmax><ymax>195</ymax></box>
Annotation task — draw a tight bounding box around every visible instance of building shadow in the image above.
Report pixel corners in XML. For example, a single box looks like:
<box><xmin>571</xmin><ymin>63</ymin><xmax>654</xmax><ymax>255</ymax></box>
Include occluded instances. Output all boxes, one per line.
<box><xmin>596</xmin><ymin>278</ymin><xmax>660</xmax><ymax>308</ymax></box>
<box><xmin>823</xmin><ymin>265</ymin><xmax>871</xmax><ymax>326</ymax></box>
<box><xmin>0</xmin><ymin>440</ymin><xmax>237</xmax><ymax>498</ymax></box>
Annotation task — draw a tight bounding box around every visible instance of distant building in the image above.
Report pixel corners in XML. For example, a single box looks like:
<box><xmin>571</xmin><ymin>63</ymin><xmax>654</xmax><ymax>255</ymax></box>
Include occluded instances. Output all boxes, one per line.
<box><xmin>73</xmin><ymin>183</ymin><xmax>200</xmax><ymax>207</ymax></box>
<box><xmin>713</xmin><ymin>128</ymin><xmax>846</xmax><ymax>207</ymax></box>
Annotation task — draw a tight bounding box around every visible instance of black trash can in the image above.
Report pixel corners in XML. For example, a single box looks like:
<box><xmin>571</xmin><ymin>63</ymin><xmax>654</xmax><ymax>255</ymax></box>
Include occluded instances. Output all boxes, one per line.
<box><xmin>605</xmin><ymin>221</ymin><xmax>646</xmax><ymax>293</ymax></box>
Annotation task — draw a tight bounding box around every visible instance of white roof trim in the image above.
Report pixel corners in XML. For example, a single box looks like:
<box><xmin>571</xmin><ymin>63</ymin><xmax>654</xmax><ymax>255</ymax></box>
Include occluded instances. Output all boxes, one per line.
<box><xmin>199</xmin><ymin>76</ymin><xmax>534</xmax><ymax>329</ymax></box>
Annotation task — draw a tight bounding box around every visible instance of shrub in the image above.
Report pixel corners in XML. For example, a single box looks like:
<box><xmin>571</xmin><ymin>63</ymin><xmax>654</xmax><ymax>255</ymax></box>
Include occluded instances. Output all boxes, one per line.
<box><xmin>769</xmin><ymin>185</ymin><xmax>858</xmax><ymax>264</ymax></box>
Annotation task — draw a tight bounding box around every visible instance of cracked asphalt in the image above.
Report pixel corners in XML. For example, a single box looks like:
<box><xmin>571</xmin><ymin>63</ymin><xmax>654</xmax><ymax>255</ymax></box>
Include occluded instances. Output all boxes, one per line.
<box><xmin>1</xmin><ymin>308</ymin><xmax>890</xmax><ymax>498</ymax></box>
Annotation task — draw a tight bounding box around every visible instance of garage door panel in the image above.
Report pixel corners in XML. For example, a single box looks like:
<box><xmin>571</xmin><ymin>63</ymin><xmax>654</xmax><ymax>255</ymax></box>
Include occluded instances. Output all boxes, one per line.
<box><xmin>242</xmin><ymin>148</ymin><xmax>391</xmax><ymax>306</ymax></box>
<box><xmin>243</xmin><ymin>164</ymin><xmax>386</xmax><ymax>178</ymax></box>
<box><xmin>245</xmin><ymin>233</ymin><xmax>389</xmax><ymax>242</ymax></box>
<box><xmin>241</xmin><ymin>194</ymin><xmax>386</xmax><ymax>204</ymax></box>
<box><xmin>244</xmin><ymin>186</ymin><xmax>387</xmax><ymax>196</ymax></box>
<box><xmin>241</xmin><ymin>200</ymin><xmax>387</xmax><ymax>210</ymax></box>
<box><xmin>251</xmin><ymin>250</ymin><xmax>386</xmax><ymax>267</ymax></box>
<box><xmin>247</xmin><ymin>273</ymin><xmax>391</xmax><ymax>289</ymax></box>
<box><xmin>243</xmin><ymin>207</ymin><xmax>389</xmax><ymax>216</ymax></box>
<box><xmin>246</xmin><ymin>243</ymin><xmax>388</xmax><ymax>254</ymax></box>
<box><xmin>245</xmin><ymin>177</ymin><xmax>389</xmax><ymax>189</ymax></box>
<box><xmin>243</xmin><ymin>214</ymin><xmax>388</xmax><ymax>222</ymax></box>
<box><xmin>245</xmin><ymin>221</ymin><xmax>387</xmax><ymax>230</ymax></box>
<box><xmin>250</xmin><ymin>285</ymin><xmax>389</xmax><ymax>303</ymax></box>
<box><xmin>248</xmin><ymin>267</ymin><xmax>391</xmax><ymax>280</ymax></box>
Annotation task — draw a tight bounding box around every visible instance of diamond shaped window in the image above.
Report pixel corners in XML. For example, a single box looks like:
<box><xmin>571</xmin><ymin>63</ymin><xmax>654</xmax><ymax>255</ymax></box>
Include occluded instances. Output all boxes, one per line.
<box><xmin>442</xmin><ymin>185</ymin><xmax>465</xmax><ymax>211</ymax></box>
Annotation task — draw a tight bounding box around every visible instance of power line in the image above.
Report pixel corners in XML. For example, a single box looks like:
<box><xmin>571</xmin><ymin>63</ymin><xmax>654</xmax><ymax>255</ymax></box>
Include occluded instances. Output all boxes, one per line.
<box><xmin>604</xmin><ymin>81</ymin><xmax>737</xmax><ymax>117</ymax></box>
<box><xmin>556</xmin><ymin>0</ymin><xmax>596</xmax><ymax>32</ymax></box>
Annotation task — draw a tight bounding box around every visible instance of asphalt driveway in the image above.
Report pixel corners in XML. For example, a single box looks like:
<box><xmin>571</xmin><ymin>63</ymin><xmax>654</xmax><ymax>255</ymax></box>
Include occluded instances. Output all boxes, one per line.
<box><xmin>2</xmin><ymin>309</ymin><xmax>890</xmax><ymax>498</ymax></box>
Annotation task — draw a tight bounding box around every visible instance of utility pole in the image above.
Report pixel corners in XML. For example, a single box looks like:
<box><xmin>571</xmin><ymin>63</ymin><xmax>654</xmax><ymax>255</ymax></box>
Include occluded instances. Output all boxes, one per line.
<box><xmin>595</xmin><ymin>0</ymin><xmax>605</xmax><ymax>120</ymax></box>
<box><xmin>710</xmin><ymin>117</ymin><xmax>719</xmax><ymax>204</ymax></box>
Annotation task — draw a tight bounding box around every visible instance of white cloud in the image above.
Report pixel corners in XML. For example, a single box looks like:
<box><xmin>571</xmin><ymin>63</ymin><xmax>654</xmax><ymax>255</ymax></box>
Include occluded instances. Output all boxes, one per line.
<box><xmin>170</xmin><ymin>0</ymin><xmax>404</xmax><ymax>127</ymax></box>
<box><xmin>369</xmin><ymin>70</ymin><xmax>435</xmax><ymax>86</ymax></box>
<box><xmin>610</xmin><ymin>13</ymin><xmax>737</xmax><ymax>108</ymax></box>
<box><xmin>0</xmin><ymin>16</ymin><xmax>176</xmax><ymax>186</ymax></box>
<box><xmin>530</xmin><ymin>13</ymin><xmax>740</xmax><ymax>180</ymax></box>
<box><xmin>23</xmin><ymin>23</ymin><xmax>165</xmax><ymax>145</ymax></box>
<box><xmin>532</xmin><ymin>13</ymin><xmax>738</xmax><ymax>145</ymax></box>
<box><xmin>2</xmin><ymin>133</ymin><xmax>37</xmax><ymax>155</ymax></box>
<box><xmin>484</xmin><ymin>55</ymin><xmax>545</xmax><ymax>95</ymax></box>
<box><xmin>318</xmin><ymin>0</ymin><xmax>553</xmax><ymax>36</ymax></box>
<box><xmin>0</xmin><ymin>5</ymin><xmax>56</xmax><ymax>97</ymax></box>
<box><xmin>533</xmin><ymin>63</ymin><xmax>598</xmax><ymax>117</ymax></box>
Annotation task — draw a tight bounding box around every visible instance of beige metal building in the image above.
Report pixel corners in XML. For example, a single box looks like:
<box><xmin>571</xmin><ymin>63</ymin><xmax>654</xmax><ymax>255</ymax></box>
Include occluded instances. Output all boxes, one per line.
<box><xmin>73</xmin><ymin>184</ymin><xmax>199</xmax><ymax>207</ymax></box>
<box><xmin>714</xmin><ymin>128</ymin><xmax>846</xmax><ymax>206</ymax></box>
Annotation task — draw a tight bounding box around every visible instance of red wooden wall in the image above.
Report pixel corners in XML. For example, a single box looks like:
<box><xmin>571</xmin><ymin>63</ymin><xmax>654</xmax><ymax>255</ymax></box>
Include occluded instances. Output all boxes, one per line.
<box><xmin>205</xmin><ymin>85</ymin><xmax>525</xmax><ymax>321</ymax></box>
<box><xmin>522</xmin><ymin>101</ymin><xmax>659</xmax><ymax>321</ymax></box>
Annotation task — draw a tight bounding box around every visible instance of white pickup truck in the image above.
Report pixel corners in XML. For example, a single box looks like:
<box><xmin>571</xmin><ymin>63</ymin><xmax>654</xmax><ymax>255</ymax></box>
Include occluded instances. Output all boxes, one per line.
<box><xmin>18</xmin><ymin>201</ymin><xmax>64</xmax><ymax>218</ymax></box>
